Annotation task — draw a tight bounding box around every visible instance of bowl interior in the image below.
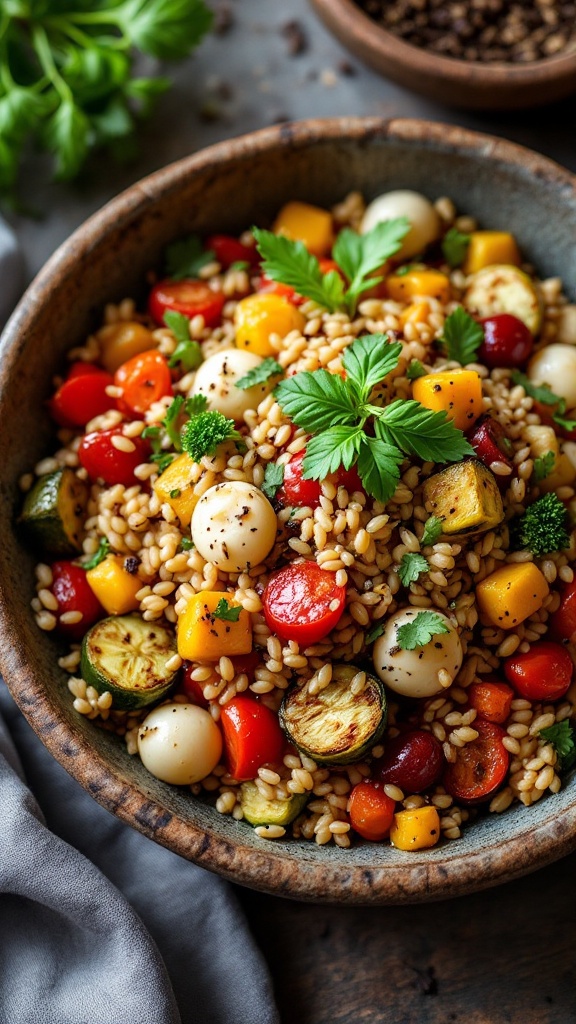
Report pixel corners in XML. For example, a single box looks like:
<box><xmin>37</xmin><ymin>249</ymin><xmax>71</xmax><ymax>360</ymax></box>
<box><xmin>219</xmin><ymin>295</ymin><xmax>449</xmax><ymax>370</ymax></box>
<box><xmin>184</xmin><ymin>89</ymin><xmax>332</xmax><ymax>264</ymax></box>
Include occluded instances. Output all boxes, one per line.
<box><xmin>2</xmin><ymin>118</ymin><xmax>576</xmax><ymax>903</ymax></box>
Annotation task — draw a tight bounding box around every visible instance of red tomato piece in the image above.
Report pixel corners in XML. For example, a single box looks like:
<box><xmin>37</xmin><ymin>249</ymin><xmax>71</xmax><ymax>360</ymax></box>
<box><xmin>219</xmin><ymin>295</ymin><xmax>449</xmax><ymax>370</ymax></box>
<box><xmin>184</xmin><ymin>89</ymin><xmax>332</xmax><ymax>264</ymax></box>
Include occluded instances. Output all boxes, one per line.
<box><xmin>206</xmin><ymin>234</ymin><xmax>259</xmax><ymax>269</ymax></box>
<box><xmin>148</xmin><ymin>279</ymin><xmax>225</xmax><ymax>327</ymax></box>
<box><xmin>49</xmin><ymin>364</ymin><xmax>115</xmax><ymax>428</ymax></box>
<box><xmin>220</xmin><ymin>695</ymin><xmax>285</xmax><ymax>781</ymax></box>
<box><xmin>278</xmin><ymin>449</ymin><xmax>364</xmax><ymax>510</ymax></box>
<box><xmin>79</xmin><ymin>429</ymin><xmax>151</xmax><ymax>486</ymax></box>
<box><xmin>466</xmin><ymin>414</ymin><xmax>513</xmax><ymax>480</ymax></box>
<box><xmin>256</xmin><ymin>274</ymin><xmax>305</xmax><ymax>306</ymax></box>
<box><xmin>479</xmin><ymin>314</ymin><xmax>534</xmax><ymax>369</ymax></box>
<box><xmin>548</xmin><ymin>580</ymin><xmax>576</xmax><ymax>643</ymax></box>
<box><xmin>230</xmin><ymin>650</ymin><xmax>262</xmax><ymax>679</ymax></box>
<box><xmin>467</xmin><ymin>680</ymin><xmax>514</xmax><ymax>724</ymax></box>
<box><xmin>503</xmin><ymin>641</ymin><xmax>573</xmax><ymax>702</ymax></box>
<box><xmin>374</xmin><ymin>729</ymin><xmax>444</xmax><ymax>793</ymax></box>
<box><xmin>262</xmin><ymin>561</ymin><xmax>346</xmax><ymax>646</ymax></box>
<box><xmin>443</xmin><ymin>719</ymin><xmax>509</xmax><ymax>804</ymax></box>
<box><xmin>50</xmin><ymin>561</ymin><xmax>103</xmax><ymax>640</ymax></box>
<box><xmin>114</xmin><ymin>351</ymin><xmax>172</xmax><ymax>417</ymax></box>
<box><xmin>182</xmin><ymin>663</ymin><xmax>211</xmax><ymax>707</ymax></box>
<box><xmin>318</xmin><ymin>258</ymin><xmax>346</xmax><ymax>280</ymax></box>
<box><xmin>348</xmin><ymin>781</ymin><xmax>396</xmax><ymax>841</ymax></box>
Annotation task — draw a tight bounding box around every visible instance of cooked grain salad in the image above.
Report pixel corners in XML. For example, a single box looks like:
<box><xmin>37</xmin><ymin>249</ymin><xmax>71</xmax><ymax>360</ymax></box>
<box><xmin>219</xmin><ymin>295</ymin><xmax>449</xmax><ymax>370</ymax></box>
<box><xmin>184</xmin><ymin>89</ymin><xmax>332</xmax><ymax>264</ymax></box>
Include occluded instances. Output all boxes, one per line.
<box><xmin>20</xmin><ymin>189</ymin><xmax>576</xmax><ymax>850</ymax></box>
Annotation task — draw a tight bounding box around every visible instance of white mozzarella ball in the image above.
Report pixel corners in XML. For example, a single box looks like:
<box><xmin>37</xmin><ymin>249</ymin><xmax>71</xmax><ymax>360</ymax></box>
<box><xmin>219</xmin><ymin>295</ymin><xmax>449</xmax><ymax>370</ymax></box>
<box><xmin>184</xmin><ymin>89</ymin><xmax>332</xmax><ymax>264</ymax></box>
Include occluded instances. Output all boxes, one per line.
<box><xmin>361</xmin><ymin>190</ymin><xmax>440</xmax><ymax>260</ymax></box>
<box><xmin>528</xmin><ymin>343</ymin><xmax>576</xmax><ymax>410</ymax></box>
<box><xmin>138</xmin><ymin>703</ymin><xmax>222</xmax><ymax>785</ymax></box>
<box><xmin>191</xmin><ymin>349</ymin><xmax>272</xmax><ymax>422</ymax></box>
<box><xmin>373</xmin><ymin>608</ymin><xmax>462</xmax><ymax>699</ymax></box>
<box><xmin>191</xmin><ymin>480</ymin><xmax>277</xmax><ymax>572</ymax></box>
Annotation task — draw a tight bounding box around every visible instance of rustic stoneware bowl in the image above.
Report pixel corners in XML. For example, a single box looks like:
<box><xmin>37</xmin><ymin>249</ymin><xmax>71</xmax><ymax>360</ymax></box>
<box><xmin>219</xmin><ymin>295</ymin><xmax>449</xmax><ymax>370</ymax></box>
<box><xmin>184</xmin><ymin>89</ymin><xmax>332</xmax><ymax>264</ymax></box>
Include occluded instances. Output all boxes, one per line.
<box><xmin>2</xmin><ymin>118</ymin><xmax>576</xmax><ymax>904</ymax></box>
<box><xmin>311</xmin><ymin>0</ymin><xmax>576</xmax><ymax>110</ymax></box>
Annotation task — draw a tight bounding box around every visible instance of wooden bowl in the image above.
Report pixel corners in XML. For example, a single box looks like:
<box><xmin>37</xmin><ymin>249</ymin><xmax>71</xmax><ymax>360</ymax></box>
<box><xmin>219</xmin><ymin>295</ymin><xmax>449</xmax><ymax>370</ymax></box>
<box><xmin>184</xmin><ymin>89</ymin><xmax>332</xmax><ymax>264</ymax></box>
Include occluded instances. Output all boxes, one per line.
<box><xmin>2</xmin><ymin>118</ymin><xmax>576</xmax><ymax>904</ymax></box>
<box><xmin>311</xmin><ymin>0</ymin><xmax>576</xmax><ymax>110</ymax></box>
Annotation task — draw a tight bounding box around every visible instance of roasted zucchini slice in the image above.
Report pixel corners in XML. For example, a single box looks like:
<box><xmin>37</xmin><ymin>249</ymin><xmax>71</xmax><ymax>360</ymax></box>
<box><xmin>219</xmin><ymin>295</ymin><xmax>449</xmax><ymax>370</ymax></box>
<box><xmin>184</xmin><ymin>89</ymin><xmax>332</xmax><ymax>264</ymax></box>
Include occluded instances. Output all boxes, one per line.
<box><xmin>240</xmin><ymin>783</ymin><xmax>308</xmax><ymax>827</ymax></box>
<box><xmin>81</xmin><ymin>613</ymin><xmax>179</xmax><ymax>710</ymax></box>
<box><xmin>20</xmin><ymin>468</ymin><xmax>88</xmax><ymax>555</ymax></box>
<box><xmin>422</xmin><ymin>458</ymin><xmax>504</xmax><ymax>535</ymax></box>
<box><xmin>279</xmin><ymin>664</ymin><xmax>387</xmax><ymax>766</ymax></box>
<box><xmin>463</xmin><ymin>264</ymin><xmax>542</xmax><ymax>335</ymax></box>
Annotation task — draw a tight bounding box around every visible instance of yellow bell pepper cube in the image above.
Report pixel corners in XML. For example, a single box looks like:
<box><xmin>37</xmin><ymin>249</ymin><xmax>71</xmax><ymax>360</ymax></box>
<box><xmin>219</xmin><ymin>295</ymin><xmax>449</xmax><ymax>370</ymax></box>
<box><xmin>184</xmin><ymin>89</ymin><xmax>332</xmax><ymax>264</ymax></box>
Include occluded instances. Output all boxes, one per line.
<box><xmin>177</xmin><ymin>591</ymin><xmax>252</xmax><ymax>661</ymax></box>
<box><xmin>153</xmin><ymin>453</ymin><xmax>199</xmax><ymax>528</ymax></box>
<box><xmin>463</xmin><ymin>232</ymin><xmax>521</xmax><ymax>276</ymax></box>
<box><xmin>86</xmin><ymin>555</ymin><xmax>142</xmax><ymax>615</ymax></box>
<box><xmin>387</xmin><ymin>269</ymin><xmax>451</xmax><ymax>304</ymax></box>
<box><xmin>97</xmin><ymin>321</ymin><xmax>157</xmax><ymax>374</ymax></box>
<box><xmin>273</xmin><ymin>201</ymin><xmax>334</xmax><ymax>257</ymax></box>
<box><xmin>235</xmin><ymin>293</ymin><xmax>306</xmax><ymax>357</ymax></box>
<box><xmin>412</xmin><ymin>369</ymin><xmax>483</xmax><ymax>431</ymax></box>
<box><xmin>390</xmin><ymin>806</ymin><xmax>440</xmax><ymax>851</ymax></box>
<box><xmin>399</xmin><ymin>300</ymin><xmax>431</xmax><ymax>329</ymax></box>
<box><xmin>476</xmin><ymin>562</ymin><xmax>549</xmax><ymax>630</ymax></box>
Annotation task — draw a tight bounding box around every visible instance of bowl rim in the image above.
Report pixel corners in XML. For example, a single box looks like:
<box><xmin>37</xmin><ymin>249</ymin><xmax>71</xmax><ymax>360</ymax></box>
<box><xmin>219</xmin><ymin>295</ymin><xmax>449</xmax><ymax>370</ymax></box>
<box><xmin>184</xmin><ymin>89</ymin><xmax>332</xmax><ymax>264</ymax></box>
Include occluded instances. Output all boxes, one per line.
<box><xmin>311</xmin><ymin>0</ymin><xmax>576</xmax><ymax>83</ymax></box>
<box><xmin>2</xmin><ymin>116</ymin><xmax>576</xmax><ymax>904</ymax></box>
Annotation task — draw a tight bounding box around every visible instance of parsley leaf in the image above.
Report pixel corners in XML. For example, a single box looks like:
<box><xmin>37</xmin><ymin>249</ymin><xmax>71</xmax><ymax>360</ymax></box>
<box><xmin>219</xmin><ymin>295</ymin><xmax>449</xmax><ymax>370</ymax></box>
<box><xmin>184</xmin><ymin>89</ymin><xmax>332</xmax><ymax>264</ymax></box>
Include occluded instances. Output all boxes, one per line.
<box><xmin>81</xmin><ymin>537</ymin><xmax>110</xmax><ymax>570</ymax></box>
<box><xmin>533</xmin><ymin>450</ymin><xmax>556</xmax><ymax>483</ymax></box>
<box><xmin>253</xmin><ymin>228</ymin><xmax>345</xmax><ymax>312</ymax></box>
<box><xmin>551</xmin><ymin>411</ymin><xmax>576</xmax><ymax>432</ymax></box>
<box><xmin>376</xmin><ymin>400</ymin><xmax>474</xmax><ymax>463</ymax></box>
<box><xmin>213</xmin><ymin>598</ymin><xmax>242</xmax><ymax>623</ymax></box>
<box><xmin>229</xmin><ymin>260</ymin><xmax>250</xmax><ymax>272</ymax></box>
<box><xmin>185</xmin><ymin>394</ymin><xmax>208</xmax><ymax>417</ymax></box>
<box><xmin>510</xmin><ymin>371</ymin><xmax>576</xmax><ymax>430</ymax></box>
<box><xmin>181</xmin><ymin>410</ymin><xmax>242</xmax><ymax>462</ymax></box>
<box><xmin>163</xmin><ymin>395</ymin><xmax>185</xmax><ymax>451</ymax></box>
<box><xmin>441</xmin><ymin>228</ymin><xmax>470</xmax><ymax>269</ymax></box>
<box><xmin>151</xmin><ymin>452</ymin><xmax>175</xmax><ymax>474</ymax></box>
<box><xmin>539</xmin><ymin>720</ymin><xmax>576</xmax><ymax>773</ymax></box>
<box><xmin>275</xmin><ymin>370</ymin><xmax>358</xmax><ymax>433</ymax></box>
<box><xmin>406</xmin><ymin>359</ymin><xmax>427</xmax><ymax>381</ymax></box>
<box><xmin>441</xmin><ymin>307</ymin><xmax>484</xmax><ymax>365</ymax></box>
<box><xmin>164</xmin><ymin>310</ymin><xmax>203</xmax><ymax>371</ymax></box>
<box><xmin>396</xmin><ymin>611</ymin><xmax>451</xmax><ymax>651</ymax></box>
<box><xmin>235</xmin><ymin>358</ymin><xmax>283</xmax><ymax>390</ymax></box>
<box><xmin>141</xmin><ymin>424</ymin><xmax>162</xmax><ymax>454</ymax></box>
<box><xmin>332</xmin><ymin>218</ymin><xmax>410</xmax><ymax>313</ymax></box>
<box><xmin>342</xmin><ymin>333</ymin><xmax>403</xmax><ymax>402</ymax></box>
<box><xmin>398</xmin><ymin>552</ymin><xmax>429</xmax><ymax>586</ymax></box>
<box><xmin>165</xmin><ymin>234</ymin><xmax>214</xmax><ymax>281</ymax></box>
<box><xmin>421</xmin><ymin>515</ymin><xmax>444</xmax><ymax>546</ymax></box>
<box><xmin>365</xmin><ymin>621</ymin><xmax>385</xmax><ymax>644</ymax></box>
<box><xmin>261</xmin><ymin>462</ymin><xmax>285</xmax><ymax>500</ymax></box>
<box><xmin>303</xmin><ymin>427</ymin><xmax>364</xmax><ymax>482</ymax></box>
<box><xmin>355</xmin><ymin>435</ymin><xmax>404</xmax><ymax>504</ymax></box>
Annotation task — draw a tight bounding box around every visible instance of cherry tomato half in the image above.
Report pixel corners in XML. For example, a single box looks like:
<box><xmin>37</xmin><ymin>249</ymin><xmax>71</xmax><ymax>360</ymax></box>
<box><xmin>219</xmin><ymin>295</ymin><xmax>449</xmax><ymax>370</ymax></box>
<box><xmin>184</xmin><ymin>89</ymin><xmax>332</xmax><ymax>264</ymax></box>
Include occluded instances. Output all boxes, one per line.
<box><xmin>262</xmin><ymin>561</ymin><xmax>346</xmax><ymax>646</ymax></box>
<box><xmin>220</xmin><ymin>695</ymin><xmax>285</xmax><ymax>781</ymax></box>
<box><xmin>50</xmin><ymin>561</ymin><xmax>103</xmax><ymax>640</ymax></box>
<box><xmin>479</xmin><ymin>314</ymin><xmax>534</xmax><ymax>369</ymax></box>
<box><xmin>256</xmin><ymin>273</ymin><xmax>304</xmax><ymax>306</ymax></box>
<box><xmin>278</xmin><ymin>449</ymin><xmax>364</xmax><ymax>510</ymax></box>
<box><xmin>374</xmin><ymin>729</ymin><xmax>444</xmax><ymax>793</ymax></box>
<box><xmin>206</xmin><ymin>234</ymin><xmax>259</xmax><ymax>269</ymax></box>
<box><xmin>548</xmin><ymin>580</ymin><xmax>576</xmax><ymax>643</ymax></box>
<box><xmin>48</xmin><ymin>363</ymin><xmax>115</xmax><ymax>428</ymax></box>
<box><xmin>348</xmin><ymin>781</ymin><xmax>396</xmax><ymax>841</ymax></box>
<box><xmin>504</xmin><ymin>641</ymin><xmax>573</xmax><ymax>702</ymax></box>
<box><xmin>79</xmin><ymin>429</ymin><xmax>151</xmax><ymax>486</ymax></box>
<box><xmin>467</xmin><ymin>680</ymin><xmax>514</xmax><ymax>724</ymax></box>
<box><xmin>148</xmin><ymin>279</ymin><xmax>225</xmax><ymax>327</ymax></box>
<box><xmin>443</xmin><ymin>719</ymin><xmax>509</xmax><ymax>804</ymax></box>
<box><xmin>114</xmin><ymin>351</ymin><xmax>172</xmax><ymax>417</ymax></box>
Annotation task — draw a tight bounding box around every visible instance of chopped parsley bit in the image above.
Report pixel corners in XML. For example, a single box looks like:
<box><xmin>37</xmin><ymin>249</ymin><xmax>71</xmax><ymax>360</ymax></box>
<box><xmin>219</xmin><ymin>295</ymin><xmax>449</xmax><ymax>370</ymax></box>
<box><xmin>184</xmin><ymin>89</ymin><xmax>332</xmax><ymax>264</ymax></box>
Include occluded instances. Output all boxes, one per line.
<box><xmin>398</xmin><ymin>552</ymin><xmax>429</xmax><ymax>587</ymax></box>
<box><xmin>229</xmin><ymin>260</ymin><xmax>251</xmax><ymax>272</ymax></box>
<box><xmin>396</xmin><ymin>611</ymin><xmax>450</xmax><ymax>651</ymax></box>
<box><xmin>441</xmin><ymin>307</ymin><xmax>484</xmax><ymax>366</ymax></box>
<box><xmin>185</xmin><ymin>394</ymin><xmax>208</xmax><ymax>417</ymax></box>
<box><xmin>165</xmin><ymin>233</ymin><xmax>215</xmax><ymax>281</ymax></box>
<box><xmin>213</xmin><ymin>598</ymin><xmax>242</xmax><ymax>622</ymax></box>
<box><xmin>365</xmin><ymin>621</ymin><xmax>385</xmax><ymax>645</ymax></box>
<box><xmin>513</xmin><ymin>492</ymin><xmax>570</xmax><ymax>557</ymax></box>
<box><xmin>235</xmin><ymin>358</ymin><xmax>284</xmax><ymax>390</ymax></box>
<box><xmin>81</xmin><ymin>537</ymin><xmax>110</xmax><ymax>570</ymax></box>
<box><xmin>441</xmin><ymin>228</ymin><xmax>471</xmax><ymax>269</ymax></box>
<box><xmin>181</xmin><ymin>410</ymin><xmax>242</xmax><ymax>462</ymax></box>
<box><xmin>170</xmin><ymin>488</ymin><xmax>181</xmax><ymax>499</ymax></box>
<box><xmin>151</xmin><ymin>452</ymin><xmax>175</xmax><ymax>474</ymax></box>
<box><xmin>180</xmin><ymin>537</ymin><xmax>194</xmax><ymax>551</ymax></box>
<box><xmin>261</xmin><ymin>462</ymin><xmax>285</xmax><ymax>500</ymax></box>
<box><xmin>510</xmin><ymin>371</ymin><xmax>576</xmax><ymax>432</ymax></box>
<box><xmin>421</xmin><ymin>515</ymin><xmax>444</xmax><ymax>547</ymax></box>
<box><xmin>395</xmin><ymin>264</ymin><xmax>417</xmax><ymax>277</ymax></box>
<box><xmin>539</xmin><ymin>720</ymin><xmax>576</xmax><ymax>772</ymax></box>
<box><xmin>533</xmin><ymin>450</ymin><xmax>556</xmax><ymax>483</ymax></box>
<box><xmin>164</xmin><ymin>309</ymin><xmax>203</xmax><ymax>371</ymax></box>
<box><xmin>406</xmin><ymin>359</ymin><xmax>427</xmax><ymax>382</ymax></box>
<box><xmin>141</xmin><ymin>424</ymin><xmax>162</xmax><ymax>454</ymax></box>
<box><xmin>163</xmin><ymin>395</ymin><xmax>185</xmax><ymax>451</ymax></box>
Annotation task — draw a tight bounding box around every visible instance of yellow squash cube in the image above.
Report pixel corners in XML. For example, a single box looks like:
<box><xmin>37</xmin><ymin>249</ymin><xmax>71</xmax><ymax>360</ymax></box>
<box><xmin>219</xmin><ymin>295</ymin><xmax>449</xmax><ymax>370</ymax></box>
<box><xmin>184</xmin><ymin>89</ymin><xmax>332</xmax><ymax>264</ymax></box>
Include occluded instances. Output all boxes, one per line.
<box><xmin>273</xmin><ymin>201</ymin><xmax>333</xmax><ymax>257</ymax></box>
<box><xmin>234</xmin><ymin>293</ymin><xmax>306</xmax><ymax>357</ymax></box>
<box><xmin>153</xmin><ymin>453</ymin><xmax>199</xmax><ymax>527</ymax></box>
<box><xmin>177</xmin><ymin>591</ymin><xmax>253</xmax><ymax>661</ymax></box>
<box><xmin>412</xmin><ymin>369</ymin><xmax>483</xmax><ymax>431</ymax></box>
<box><xmin>476</xmin><ymin>562</ymin><xmax>549</xmax><ymax>630</ymax></box>
<box><xmin>390</xmin><ymin>807</ymin><xmax>440</xmax><ymax>851</ymax></box>
<box><xmin>387</xmin><ymin>269</ymin><xmax>451</xmax><ymax>304</ymax></box>
<box><xmin>86</xmin><ymin>555</ymin><xmax>142</xmax><ymax>615</ymax></box>
<box><xmin>463</xmin><ymin>232</ymin><xmax>521</xmax><ymax>276</ymax></box>
<box><xmin>423</xmin><ymin>460</ymin><xmax>504</xmax><ymax>536</ymax></box>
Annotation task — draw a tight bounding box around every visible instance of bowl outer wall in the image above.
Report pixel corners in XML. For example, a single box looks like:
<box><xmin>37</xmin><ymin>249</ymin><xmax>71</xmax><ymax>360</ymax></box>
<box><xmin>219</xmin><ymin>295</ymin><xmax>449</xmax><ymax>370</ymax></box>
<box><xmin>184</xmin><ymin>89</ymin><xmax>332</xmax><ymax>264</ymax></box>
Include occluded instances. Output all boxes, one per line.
<box><xmin>1</xmin><ymin>118</ymin><xmax>576</xmax><ymax>905</ymax></box>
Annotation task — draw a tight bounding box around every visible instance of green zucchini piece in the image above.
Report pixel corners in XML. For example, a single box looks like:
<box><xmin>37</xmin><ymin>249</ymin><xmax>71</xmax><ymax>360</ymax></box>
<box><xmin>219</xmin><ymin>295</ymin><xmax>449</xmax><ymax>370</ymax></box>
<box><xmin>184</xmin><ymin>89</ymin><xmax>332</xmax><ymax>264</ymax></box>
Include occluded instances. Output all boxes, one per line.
<box><xmin>20</xmin><ymin>468</ymin><xmax>88</xmax><ymax>555</ymax></box>
<box><xmin>81</xmin><ymin>614</ymin><xmax>179</xmax><ymax>710</ymax></box>
<box><xmin>279</xmin><ymin>664</ymin><xmax>387</xmax><ymax>766</ymax></box>
<box><xmin>240</xmin><ymin>783</ymin><xmax>307</xmax><ymax>827</ymax></box>
<box><xmin>463</xmin><ymin>264</ymin><xmax>542</xmax><ymax>335</ymax></box>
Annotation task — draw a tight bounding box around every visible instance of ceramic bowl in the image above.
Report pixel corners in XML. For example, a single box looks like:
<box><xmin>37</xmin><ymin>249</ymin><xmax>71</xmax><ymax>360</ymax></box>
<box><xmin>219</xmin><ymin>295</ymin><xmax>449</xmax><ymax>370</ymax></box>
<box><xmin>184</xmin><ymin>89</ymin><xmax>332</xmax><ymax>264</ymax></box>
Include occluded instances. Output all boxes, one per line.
<box><xmin>1</xmin><ymin>118</ymin><xmax>576</xmax><ymax>905</ymax></box>
<box><xmin>311</xmin><ymin>0</ymin><xmax>576</xmax><ymax>110</ymax></box>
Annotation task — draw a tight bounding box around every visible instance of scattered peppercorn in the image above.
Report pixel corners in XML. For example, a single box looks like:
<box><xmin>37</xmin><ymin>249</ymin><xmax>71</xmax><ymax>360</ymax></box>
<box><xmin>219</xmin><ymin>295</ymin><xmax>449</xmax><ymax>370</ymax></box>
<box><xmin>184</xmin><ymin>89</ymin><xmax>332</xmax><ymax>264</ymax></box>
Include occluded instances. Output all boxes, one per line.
<box><xmin>355</xmin><ymin>0</ymin><xmax>576</xmax><ymax>62</ymax></box>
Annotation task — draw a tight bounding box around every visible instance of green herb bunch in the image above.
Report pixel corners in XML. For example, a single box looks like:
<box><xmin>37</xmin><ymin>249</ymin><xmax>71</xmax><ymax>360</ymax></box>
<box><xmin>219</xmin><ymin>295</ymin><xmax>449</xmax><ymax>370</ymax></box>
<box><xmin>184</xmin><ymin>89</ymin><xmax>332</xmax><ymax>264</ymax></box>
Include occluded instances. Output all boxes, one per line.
<box><xmin>0</xmin><ymin>0</ymin><xmax>212</xmax><ymax>196</ymax></box>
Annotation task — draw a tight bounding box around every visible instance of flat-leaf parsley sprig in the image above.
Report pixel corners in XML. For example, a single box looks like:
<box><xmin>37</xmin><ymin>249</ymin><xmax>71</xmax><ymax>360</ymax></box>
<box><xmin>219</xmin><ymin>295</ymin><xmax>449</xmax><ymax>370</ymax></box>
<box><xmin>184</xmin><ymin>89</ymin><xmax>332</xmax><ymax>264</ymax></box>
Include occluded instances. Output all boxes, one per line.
<box><xmin>274</xmin><ymin>333</ymin><xmax>474</xmax><ymax>504</ymax></box>
<box><xmin>253</xmin><ymin>218</ymin><xmax>410</xmax><ymax>317</ymax></box>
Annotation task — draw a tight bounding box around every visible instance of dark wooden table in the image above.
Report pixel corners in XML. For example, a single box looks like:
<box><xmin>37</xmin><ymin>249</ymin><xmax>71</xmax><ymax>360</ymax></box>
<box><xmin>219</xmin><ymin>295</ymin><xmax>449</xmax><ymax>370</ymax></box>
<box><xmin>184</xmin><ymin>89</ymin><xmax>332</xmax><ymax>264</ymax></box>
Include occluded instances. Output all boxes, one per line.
<box><xmin>238</xmin><ymin>852</ymin><xmax>576</xmax><ymax>1023</ymax></box>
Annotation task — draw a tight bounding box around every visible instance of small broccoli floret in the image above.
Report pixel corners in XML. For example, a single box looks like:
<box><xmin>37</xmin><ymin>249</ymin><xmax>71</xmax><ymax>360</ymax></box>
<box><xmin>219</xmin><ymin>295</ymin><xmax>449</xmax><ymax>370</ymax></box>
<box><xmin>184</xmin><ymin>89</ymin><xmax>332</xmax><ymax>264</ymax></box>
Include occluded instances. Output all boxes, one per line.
<box><xmin>514</xmin><ymin>492</ymin><xmax>570</xmax><ymax>556</ymax></box>
<box><xmin>181</xmin><ymin>410</ymin><xmax>242</xmax><ymax>462</ymax></box>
